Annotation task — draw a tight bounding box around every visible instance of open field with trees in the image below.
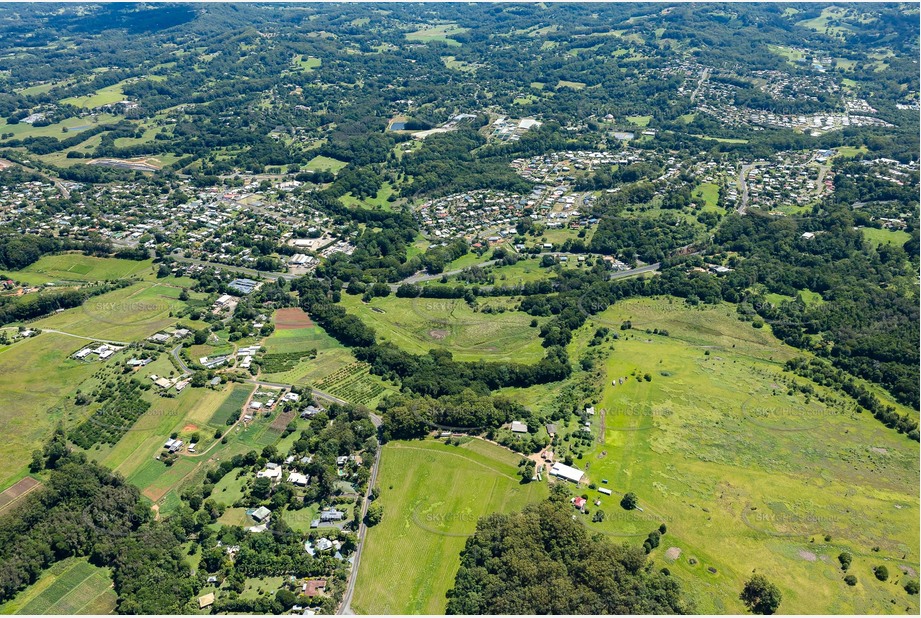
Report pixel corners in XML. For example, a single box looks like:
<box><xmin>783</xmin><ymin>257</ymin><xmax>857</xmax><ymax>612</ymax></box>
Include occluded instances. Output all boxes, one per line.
<box><xmin>12</xmin><ymin>254</ymin><xmax>154</xmax><ymax>285</ymax></box>
<box><xmin>29</xmin><ymin>281</ymin><xmax>199</xmax><ymax>341</ymax></box>
<box><xmin>0</xmin><ymin>557</ymin><xmax>116</xmax><ymax>615</ymax></box>
<box><xmin>571</xmin><ymin>297</ymin><xmax>919</xmax><ymax>614</ymax></box>
<box><xmin>0</xmin><ymin>333</ymin><xmax>98</xmax><ymax>491</ymax></box>
<box><xmin>352</xmin><ymin>439</ymin><xmax>548</xmax><ymax>614</ymax></box>
<box><xmin>339</xmin><ymin>294</ymin><xmax>546</xmax><ymax>363</ymax></box>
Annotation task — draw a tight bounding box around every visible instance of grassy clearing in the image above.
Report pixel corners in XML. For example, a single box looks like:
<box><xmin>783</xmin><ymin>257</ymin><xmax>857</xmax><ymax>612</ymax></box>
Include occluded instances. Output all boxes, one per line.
<box><xmin>304</xmin><ymin>155</ymin><xmax>347</xmax><ymax>174</ymax></box>
<box><xmin>292</xmin><ymin>54</ymin><xmax>321</xmax><ymax>72</ymax></box>
<box><xmin>694</xmin><ymin>182</ymin><xmax>721</xmax><ymax>213</ymax></box>
<box><xmin>0</xmin><ymin>333</ymin><xmax>98</xmax><ymax>491</ymax></box>
<box><xmin>59</xmin><ymin>83</ymin><xmax>126</xmax><ymax>108</ymax></box>
<box><xmin>796</xmin><ymin>7</ymin><xmax>853</xmax><ymax>37</ymax></box>
<box><xmin>0</xmin><ymin>557</ymin><xmax>116</xmax><ymax>615</ymax></box>
<box><xmin>339</xmin><ymin>181</ymin><xmax>396</xmax><ymax>210</ymax></box>
<box><xmin>861</xmin><ymin>227</ymin><xmax>910</xmax><ymax>247</ymax></box>
<box><xmin>574</xmin><ymin>297</ymin><xmax>918</xmax><ymax>614</ymax></box>
<box><xmin>0</xmin><ymin>113</ymin><xmax>120</xmax><ymax>143</ymax></box>
<box><xmin>260</xmin><ymin>322</ymin><xmax>356</xmax><ymax>386</ymax></box>
<box><xmin>30</xmin><ymin>281</ymin><xmax>197</xmax><ymax>342</ymax></box>
<box><xmin>834</xmin><ymin>145</ymin><xmax>868</xmax><ymax>158</ymax></box>
<box><xmin>556</xmin><ymin>80</ymin><xmax>586</xmax><ymax>90</ymax></box>
<box><xmin>691</xmin><ymin>134</ymin><xmax>749</xmax><ymax>144</ymax></box>
<box><xmin>12</xmin><ymin>254</ymin><xmax>153</xmax><ymax>285</ymax></box>
<box><xmin>626</xmin><ymin>115</ymin><xmax>652</xmax><ymax>127</ymax></box>
<box><xmin>405</xmin><ymin>24</ymin><xmax>467</xmax><ymax>46</ymax></box>
<box><xmin>339</xmin><ymin>294</ymin><xmax>546</xmax><ymax>363</ymax></box>
<box><xmin>352</xmin><ymin>439</ymin><xmax>548</xmax><ymax>614</ymax></box>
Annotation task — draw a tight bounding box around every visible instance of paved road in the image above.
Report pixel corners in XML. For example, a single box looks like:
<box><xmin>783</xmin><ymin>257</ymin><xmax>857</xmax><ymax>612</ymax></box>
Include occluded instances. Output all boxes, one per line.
<box><xmin>736</xmin><ymin>161</ymin><xmax>767</xmax><ymax>214</ymax></box>
<box><xmin>338</xmin><ymin>436</ymin><xmax>382</xmax><ymax>615</ymax></box>
<box><xmin>690</xmin><ymin>67</ymin><xmax>710</xmax><ymax>103</ymax></box>
<box><xmin>609</xmin><ymin>262</ymin><xmax>659</xmax><ymax>279</ymax></box>
<box><xmin>170</xmin><ymin>345</ymin><xmax>192</xmax><ymax>373</ymax></box>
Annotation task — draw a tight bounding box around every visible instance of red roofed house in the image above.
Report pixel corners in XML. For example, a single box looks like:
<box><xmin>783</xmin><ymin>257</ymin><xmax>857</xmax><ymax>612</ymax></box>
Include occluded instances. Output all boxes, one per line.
<box><xmin>303</xmin><ymin>579</ymin><xmax>327</xmax><ymax>597</ymax></box>
<box><xmin>573</xmin><ymin>497</ymin><xmax>587</xmax><ymax>511</ymax></box>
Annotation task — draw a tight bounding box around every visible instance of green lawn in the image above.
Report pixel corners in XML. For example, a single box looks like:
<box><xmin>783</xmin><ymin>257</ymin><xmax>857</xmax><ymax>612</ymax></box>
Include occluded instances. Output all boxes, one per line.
<box><xmin>304</xmin><ymin>155</ymin><xmax>347</xmax><ymax>174</ymax></box>
<box><xmin>575</xmin><ymin>297</ymin><xmax>919</xmax><ymax>614</ymax></box>
<box><xmin>694</xmin><ymin>182</ymin><xmax>721</xmax><ymax>212</ymax></box>
<box><xmin>0</xmin><ymin>113</ymin><xmax>120</xmax><ymax>143</ymax></box>
<box><xmin>339</xmin><ymin>181</ymin><xmax>397</xmax><ymax>210</ymax></box>
<box><xmin>860</xmin><ymin>227</ymin><xmax>910</xmax><ymax>247</ymax></box>
<box><xmin>0</xmin><ymin>557</ymin><xmax>116</xmax><ymax>615</ymax></box>
<box><xmin>292</xmin><ymin>54</ymin><xmax>321</xmax><ymax>72</ymax></box>
<box><xmin>626</xmin><ymin>115</ymin><xmax>652</xmax><ymax>126</ymax></box>
<box><xmin>339</xmin><ymin>294</ymin><xmax>546</xmax><ymax>363</ymax></box>
<box><xmin>405</xmin><ymin>24</ymin><xmax>467</xmax><ymax>46</ymax></box>
<box><xmin>12</xmin><ymin>254</ymin><xmax>154</xmax><ymax>286</ymax></box>
<box><xmin>556</xmin><ymin>80</ymin><xmax>586</xmax><ymax>90</ymax></box>
<box><xmin>352</xmin><ymin>439</ymin><xmax>548</xmax><ymax>614</ymax></box>
<box><xmin>59</xmin><ymin>83</ymin><xmax>126</xmax><ymax>108</ymax></box>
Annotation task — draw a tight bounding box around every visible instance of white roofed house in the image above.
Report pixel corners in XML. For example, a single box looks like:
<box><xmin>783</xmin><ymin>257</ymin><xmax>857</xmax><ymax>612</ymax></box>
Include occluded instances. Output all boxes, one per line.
<box><xmin>550</xmin><ymin>462</ymin><xmax>585</xmax><ymax>484</ymax></box>
<box><xmin>510</xmin><ymin>421</ymin><xmax>528</xmax><ymax>434</ymax></box>
<box><xmin>288</xmin><ymin>471</ymin><xmax>309</xmax><ymax>486</ymax></box>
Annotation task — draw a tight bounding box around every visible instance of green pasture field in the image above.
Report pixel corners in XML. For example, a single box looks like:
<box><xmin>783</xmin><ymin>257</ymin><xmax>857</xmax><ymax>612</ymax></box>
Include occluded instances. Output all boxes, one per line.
<box><xmin>30</xmin><ymin>281</ymin><xmax>197</xmax><ymax>342</ymax></box>
<box><xmin>556</xmin><ymin>80</ymin><xmax>586</xmax><ymax>90</ymax></box>
<box><xmin>796</xmin><ymin>7</ymin><xmax>854</xmax><ymax>37</ymax></box>
<box><xmin>570</xmin><ymin>296</ymin><xmax>919</xmax><ymax>614</ymax></box>
<box><xmin>626</xmin><ymin>115</ymin><xmax>652</xmax><ymax>126</ymax></box>
<box><xmin>444</xmin><ymin>251</ymin><xmax>487</xmax><ymax>271</ymax></box>
<box><xmin>304</xmin><ymin>155</ymin><xmax>347</xmax><ymax>174</ymax></box>
<box><xmin>482</xmin><ymin>259</ymin><xmax>559</xmax><ymax>284</ymax></box>
<box><xmin>694</xmin><ymin>182</ymin><xmax>722</xmax><ymax>213</ymax></box>
<box><xmin>690</xmin><ymin>134</ymin><xmax>749</xmax><ymax>144</ymax></box>
<box><xmin>339</xmin><ymin>294</ymin><xmax>546</xmax><ymax>363</ymax></box>
<box><xmin>13</xmin><ymin>254</ymin><xmax>154</xmax><ymax>286</ymax></box>
<box><xmin>860</xmin><ymin>227</ymin><xmax>910</xmax><ymax>247</ymax></box>
<box><xmin>0</xmin><ymin>557</ymin><xmax>116</xmax><ymax>615</ymax></box>
<box><xmin>211</xmin><ymin>470</ymin><xmax>250</xmax><ymax>508</ymax></box>
<box><xmin>405</xmin><ymin>23</ymin><xmax>467</xmax><ymax>46</ymax></box>
<box><xmin>339</xmin><ymin>181</ymin><xmax>397</xmax><ymax>210</ymax></box>
<box><xmin>293</xmin><ymin>54</ymin><xmax>321</xmax><ymax>71</ymax></box>
<box><xmin>0</xmin><ymin>113</ymin><xmax>120</xmax><ymax>142</ymax></box>
<box><xmin>59</xmin><ymin>83</ymin><xmax>126</xmax><ymax>108</ymax></box>
<box><xmin>0</xmin><ymin>333</ymin><xmax>98</xmax><ymax>491</ymax></box>
<box><xmin>351</xmin><ymin>439</ymin><xmax>548</xmax><ymax>614</ymax></box>
<box><xmin>835</xmin><ymin>145</ymin><xmax>869</xmax><ymax>158</ymax></box>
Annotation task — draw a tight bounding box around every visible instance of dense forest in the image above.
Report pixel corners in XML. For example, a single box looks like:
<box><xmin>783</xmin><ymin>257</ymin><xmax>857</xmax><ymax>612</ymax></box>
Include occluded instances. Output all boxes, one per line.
<box><xmin>446</xmin><ymin>490</ymin><xmax>689</xmax><ymax>614</ymax></box>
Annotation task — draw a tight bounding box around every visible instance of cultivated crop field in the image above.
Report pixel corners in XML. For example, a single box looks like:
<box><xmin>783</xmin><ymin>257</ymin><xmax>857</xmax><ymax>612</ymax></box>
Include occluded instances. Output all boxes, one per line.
<box><xmin>339</xmin><ymin>294</ymin><xmax>546</xmax><ymax>363</ymax></box>
<box><xmin>352</xmin><ymin>439</ymin><xmax>548</xmax><ymax>615</ymax></box>
<box><xmin>0</xmin><ymin>557</ymin><xmax>116</xmax><ymax>615</ymax></box>
<box><xmin>313</xmin><ymin>361</ymin><xmax>391</xmax><ymax>407</ymax></box>
<box><xmin>573</xmin><ymin>297</ymin><xmax>919</xmax><ymax>614</ymax></box>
